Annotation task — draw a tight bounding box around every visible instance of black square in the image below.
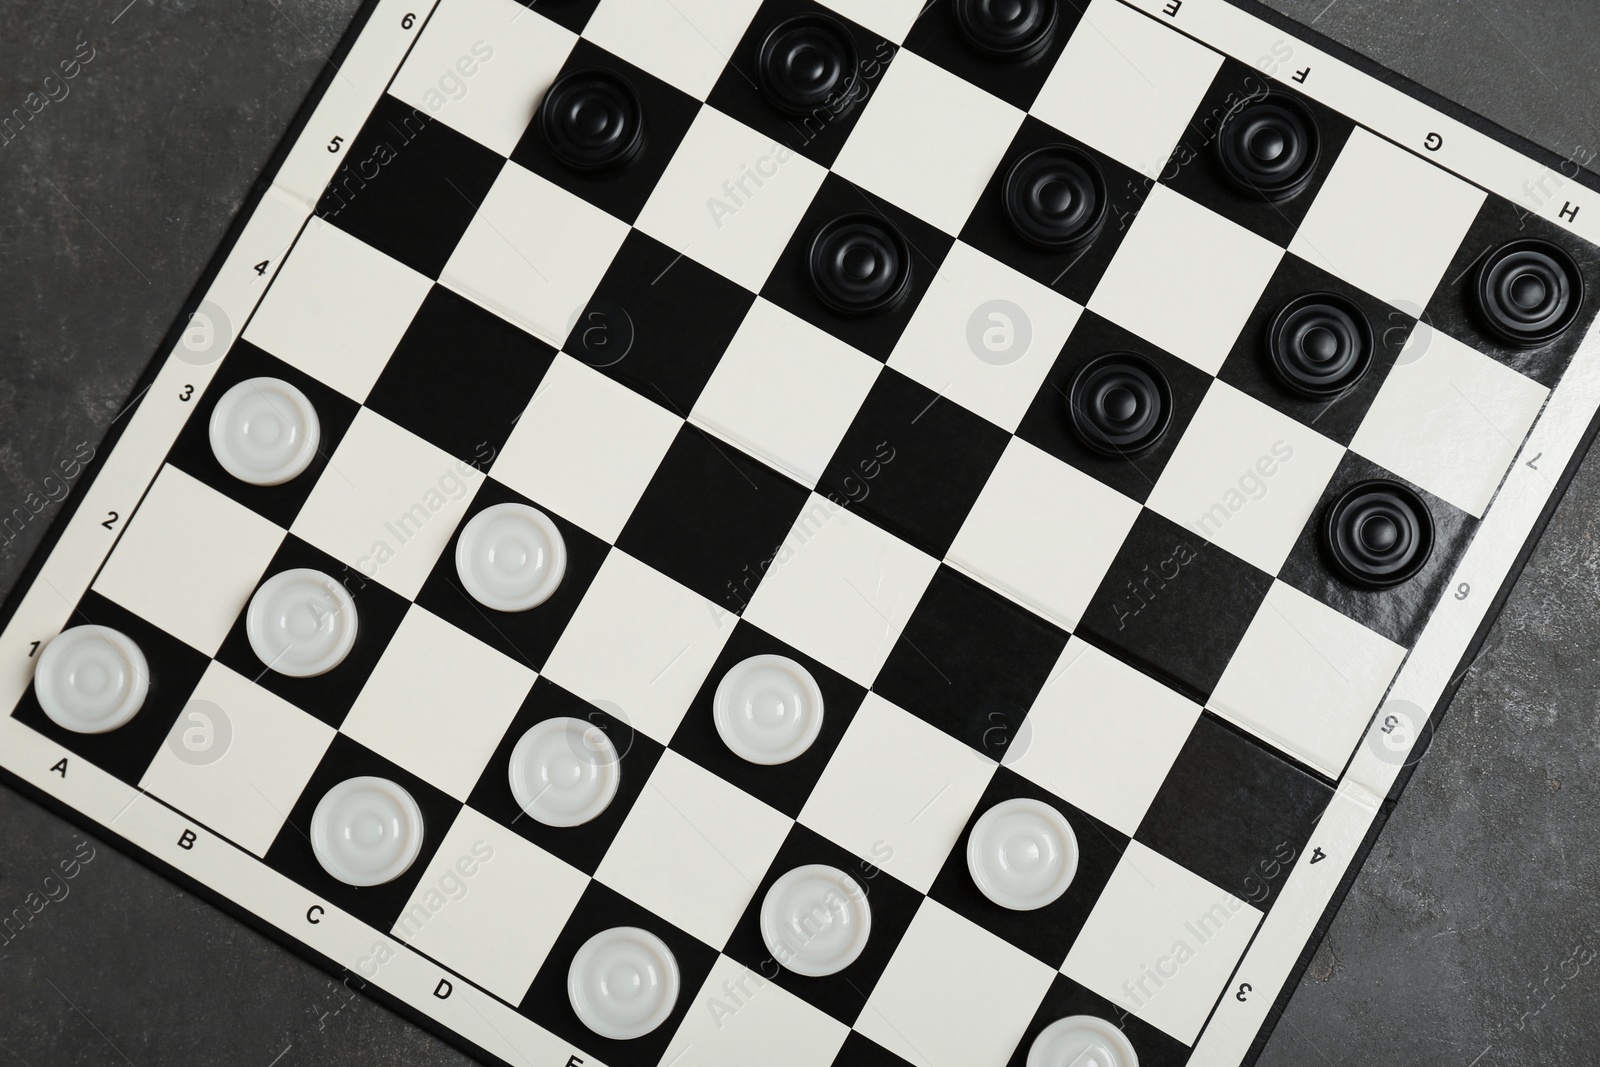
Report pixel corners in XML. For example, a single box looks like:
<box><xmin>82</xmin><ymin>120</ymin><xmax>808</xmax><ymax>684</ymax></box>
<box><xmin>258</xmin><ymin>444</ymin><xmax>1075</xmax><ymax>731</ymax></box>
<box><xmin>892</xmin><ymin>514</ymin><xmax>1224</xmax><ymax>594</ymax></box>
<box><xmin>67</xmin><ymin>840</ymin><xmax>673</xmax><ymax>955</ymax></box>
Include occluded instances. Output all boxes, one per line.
<box><xmin>316</xmin><ymin>94</ymin><xmax>506</xmax><ymax>278</ymax></box>
<box><xmin>874</xmin><ymin>567</ymin><xmax>1068</xmax><ymax>757</ymax></box>
<box><xmin>761</xmin><ymin>173</ymin><xmax>953</xmax><ymax>361</ymax></box>
<box><xmin>1078</xmin><ymin>509</ymin><xmax>1271</xmax><ymax>703</ymax></box>
<box><xmin>12</xmin><ymin>592</ymin><xmax>208</xmax><ymax>786</ymax></box>
<box><xmin>832</xmin><ymin>1032</ymin><xmax>916</xmax><ymax>1066</ymax></box>
<box><xmin>1135</xmin><ymin>714</ymin><xmax>1334</xmax><ymax>912</ymax></box>
<box><xmin>466</xmin><ymin>677</ymin><xmax>664</xmax><ymax>875</ymax></box>
<box><xmin>818</xmin><ymin>368</ymin><xmax>1010</xmax><ymax>557</ymax></box>
<box><xmin>1015</xmin><ymin>311</ymin><xmax>1212</xmax><ymax>504</ymax></box>
<box><xmin>722</xmin><ymin>823</ymin><xmax>922</xmax><ymax>1024</ymax></box>
<box><xmin>565</xmin><ymin>230</ymin><xmax>757</xmax><ymax>414</ymax></box>
<box><xmin>708</xmin><ymin>0</ymin><xmax>899</xmax><ymax>168</ymax></box>
<box><xmin>1277</xmin><ymin>452</ymin><xmax>1477</xmax><ymax>648</ymax></box>
<box><xmin>928</xmin><ymin>768</ymin><xmax>1124</xmax><ymax>968</ymax></box>
<box><xmin>212</xmin><ymin>536</ymin><xmax>410</xmax><ymax>729</ymax></box>
<box><xmin>1162</xmin><ymin>59</ymin><xmax>1353</xmax><ymax>247</ymax></box>
<box><xmin>616</xmin><ymin>424</ymin><xmax>810</xmax><ymax>612</ymax></box>
<box><xmin>1216</xmin><ymin>252</ymin><xmax>1410</xmax><ymax>447</ymax></box>
<box><xmin>1006</xmin><ymin>973</ymin><xmax>1191</xmax><ymax>1067</ymax></box>
<box><xmin>669</xmin><ymin>620</ymin><xmax>867</xmax><ymax>817</ymax></box>
<box><xmin>517</xmin><ymin>880</ymin><xmax>717</xmax><ymax>1066</ymax></box>
<box><xmin>263</xmin><ymin>733</ymin><xmax>463</xmax><ymax>932</ymax></box>
<box><xmin>413</xmin><ymin>478</ymin><xmax>608</xmax><ymax>672</ymax></box>
<box><xmin>902</xmin><ymin>0</ymin><xmax>1082</xmax><ymax>109</ymax></box>
<box><xmin>364</xmin><ymin>286</ymin><xmax>554</xmax><ymax>467</ymax></box>
<box><xmin>511</xmin><ymin>40</ymin><xmax>701</xmax><ymax>224</ymax></box>
<box><xmin>1423</xmin><ymin>192</ymin><xmax>1600</xmax><ymax>388</ymax></box>
<box><xmin>513</xmin><ymin>0</ymin><xmax>601</xmax><ymax>34</ymax></box>
<box><xmin>166</xmin><ymin>341</ymin><xmax>361</xmax><ymax>528</ymax></box>
<box><xmin>960</xmin><ymin>116</ymin><xmax>1151</xmax><ymax>305</ymax></box>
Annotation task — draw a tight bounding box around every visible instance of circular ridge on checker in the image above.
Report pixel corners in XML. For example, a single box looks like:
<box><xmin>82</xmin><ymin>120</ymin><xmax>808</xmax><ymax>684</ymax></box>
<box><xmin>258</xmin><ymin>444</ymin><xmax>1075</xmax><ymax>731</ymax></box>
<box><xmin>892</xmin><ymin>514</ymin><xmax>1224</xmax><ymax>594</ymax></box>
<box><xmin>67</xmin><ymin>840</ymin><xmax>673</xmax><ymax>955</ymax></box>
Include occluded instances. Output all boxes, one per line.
<box><xmin>310</xmin><ymin>776</ymin><xmax>425</xmax><ymax>887</ymax></box>
<box><xmin>1474</xmin><ymin>238</ymin><xmax>1584</xmax><ymax>347</ymax></box>
<box><xmin>1027</xmin><ymin>1014</ymin><xmax>1140</xmax><ymax>1067</ymax></box>
<box><xmin>1267</xmin><ymin>291</ymin><xmax>1374</xmax><ymax>399</ymax></box>
<box><xmin>539</xmin><ymin>67</ymin><xmax>644</xmax><ymax>171</ymax></box>
<box><xmin>1215</xmin><ymin>92</ymin><xmax>1321</xmax><ymax>201</ymax></box>
<box><xmin>808</xmin><ymin>212</ymin><xmax>912</xmax><ymax>315</ymax></box>
<box><xmin>567</xmin><ymin>926</ymin><xmax>681</xmax><ymax>1039</ymax></box>
<box><xmin>757</xmin><ymin>13</ymin><xmax>861</xmax><ymax>118</ymax></box>
<box><xmin>246</xmin><ymin>568</ymin><xmax>360</xmax><ymax>678</ymax></box>
<box><xmin>1002</xmin><ymin>144</ymin><xmax>1108</xmax><ymax>253</ymax></box>
<box><xmin>713</xmin><ymin>654</ymin><xmax>825</xmax><ymax>765</ymax></box>
<box><xmin>33</xmin><ymin>625</ymin><xmax>150</xmax><ymax>734</ymax></box>
<box><xmin>1321</xmin><ymin>479</ymin><xmax>1435</xmax><ymax>589</ymax></box>
<box><xmin>954</xmin><ymin>0</ymin><xmax>1060</xmax><ymax>61</ymax></box>
<box><xmin>454</xmin><ymin>502</ymin><xmax>567</xmax><ymax>613</ymax></box>
<box><xmin>966</xmin><ymin>798</ymin><xmax>1079</xmax><ymax>911</ymax></box>
<box><xmin>760</xmin><ymin>864</ymin><xmax>872</xmax><ymax>976</ymax></box>
<box><xmin>208</xmin><ymin>376</ymin><xmax>321</xmax><ymax>487</ymax></box>
<box><xmin>1067</xmin><ymin>352</ymin><xmax>1173</xmax><ymax>457</ymax></box>
<box><xmin>508</xmin><ymin>716</ymin><xmax>621</xmax><ymax>827</ymax></box>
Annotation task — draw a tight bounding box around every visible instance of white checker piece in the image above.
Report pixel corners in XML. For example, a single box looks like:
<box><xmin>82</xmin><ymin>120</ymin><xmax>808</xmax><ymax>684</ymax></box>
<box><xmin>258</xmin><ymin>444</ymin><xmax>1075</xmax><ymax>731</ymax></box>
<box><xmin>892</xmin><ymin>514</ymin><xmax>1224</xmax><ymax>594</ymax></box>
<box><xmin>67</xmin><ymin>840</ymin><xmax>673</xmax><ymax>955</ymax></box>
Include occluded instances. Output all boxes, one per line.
<box><xmin>1008</xmin><ymin>639</ymin><xmax>1201</xmax><ymax>838</ymax></box>
<box><xmin>888</xmin><ymin>241</ymin><xmax>1084</xmax><ymax>432</ymax></box>
<box><xmin>1032</xmin><ymin>0</ymin><xmax>1223</xmax><ymax>178</ymax></box>
<box><xmin>744</xmin><ymin>496</ymin><xmax>940</xmax><ymax>687</ymax></box>
<box><xmin>441</xmin><ymin>162</ymin><xmax>630</xmax><ymax>348</ymax></box>
<box><xmin>542</xmin><ymin>549</ymin><xmax>736</xmax><ymax>745</ymax></box>
<box><xmin>799</xmin><ymin>694</ymin><xmax>995</xmax><ymax>893</ymax></box>
<box><xmin>596</xmin><ymin>750</ymin><xmax>791</xmax><ymax>948</ymax></box>
<box><xmin>636</xmin><ymin>105</ymin><xmax>828</xmax><ymax>293</ymax></box>
<box><xmin>1090</xmin><ymin>184</ymin><xmax>1284</xmax><ymax>376</ymax></box>
<box><xmin>833</xmin><ymin>50</ymin><xmax>1023</xmax><ymax>235</ymax></box>
<box><xmin>340</xmin><ymin>605</ymin><xmax>535</xmax><ymax>800</ymax></box>
<box><xmin>855</xmin><ymin>899</ymin><xmax>1057</xmax><ymax>1067</ymax></box>
<box><xmin>947</xmin><ymin>438</ymin><xmax>1141</xmax><ymax>632</ymax></box>
<box><xmin>94</xmin><ymin>465</ymin><xmax>283</xmax><ymax>656</ymax></box>
<box><xmin>691</xmin><ymin>298</ymin><xmax>882</xmax><ymax>487</ymax></box>
<box><xmin>663</xmin><ymin>955</ymin><xmax>849</xmax><ymax>1067</ymax></box>
<box><xmin>1063</xmin><ymin>842</ymin><xmax>1262</xmax><ymax>1045</ymax></box>
<box><xmin>1210</xmin><ymin>580</ymin><xmax>1407</xmax><ymax>779</ymax></box>
<box><xmin>1291</xmin><ymin>126</ymin><xmax>1486</xmax><ymax>311</ymax></box>
<box><xmin>139</xmin><ymin>661</ymin><xmax>334</xmax><ymax>857</ymax></box>
<box><xmin>1147</xmin><ymin>380</ymin><xmax>1346</xmax><ymax>575</ymax></box>
<box><xmin>388</xmin><ymin>0</ymin><xmax>575</xmax><ymax>157</ymax></box>
<box><xmin>1350</xmin><ymin>325</ymin><xmax>1550</xmax><ymax>516</ymax></box>
<box><xmin>583</xmin><ymin>0</ymin><xmax>761</xmax><ymax>100</ymax></box>
<box><xmin>392</xmin><ymin>806</ymin><xmax>587</xmax><ymax>1004</ymax></box>
<box><xmin>291</xmin><ymin>407</ymin><xmax>483</xmax><ymax>599</ymax></box>
<box><xmin>244</xmin><ymin>217</ymin><xmax>432</xmax><ymax>403</ymax></box>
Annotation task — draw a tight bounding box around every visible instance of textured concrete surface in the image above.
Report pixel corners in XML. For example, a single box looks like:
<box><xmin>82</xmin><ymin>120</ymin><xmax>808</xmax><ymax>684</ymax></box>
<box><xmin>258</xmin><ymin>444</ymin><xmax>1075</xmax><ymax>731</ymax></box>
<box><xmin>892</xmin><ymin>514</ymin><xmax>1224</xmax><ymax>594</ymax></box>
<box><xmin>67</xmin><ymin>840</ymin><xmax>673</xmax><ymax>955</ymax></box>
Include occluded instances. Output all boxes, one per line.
<box><xmin>0</xmin><ymin>0</ymin><xmax>1597</xmax><ymax>1064</ymax></box>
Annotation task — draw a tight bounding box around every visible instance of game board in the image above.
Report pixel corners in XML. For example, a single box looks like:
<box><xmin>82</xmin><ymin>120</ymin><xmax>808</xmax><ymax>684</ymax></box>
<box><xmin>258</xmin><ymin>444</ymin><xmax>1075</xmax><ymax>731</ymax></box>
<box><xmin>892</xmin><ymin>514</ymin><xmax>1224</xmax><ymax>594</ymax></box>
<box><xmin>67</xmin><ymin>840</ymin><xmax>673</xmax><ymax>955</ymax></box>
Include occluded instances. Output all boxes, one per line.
<box><xmin>5</xmin><ymin>0</ymin><xmax>1599</xmax><ymax>1064</ymax></box>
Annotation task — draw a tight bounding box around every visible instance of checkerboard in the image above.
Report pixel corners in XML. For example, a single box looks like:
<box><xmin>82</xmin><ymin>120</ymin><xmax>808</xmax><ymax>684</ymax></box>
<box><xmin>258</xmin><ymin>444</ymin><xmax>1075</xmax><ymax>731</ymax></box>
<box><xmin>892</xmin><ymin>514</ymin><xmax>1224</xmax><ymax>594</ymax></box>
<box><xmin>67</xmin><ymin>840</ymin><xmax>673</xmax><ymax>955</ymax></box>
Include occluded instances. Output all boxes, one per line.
<box><xmin>5</xmin><ymin>0</ymin><xmax>1600</xmax><ymax>1064</ymax></box>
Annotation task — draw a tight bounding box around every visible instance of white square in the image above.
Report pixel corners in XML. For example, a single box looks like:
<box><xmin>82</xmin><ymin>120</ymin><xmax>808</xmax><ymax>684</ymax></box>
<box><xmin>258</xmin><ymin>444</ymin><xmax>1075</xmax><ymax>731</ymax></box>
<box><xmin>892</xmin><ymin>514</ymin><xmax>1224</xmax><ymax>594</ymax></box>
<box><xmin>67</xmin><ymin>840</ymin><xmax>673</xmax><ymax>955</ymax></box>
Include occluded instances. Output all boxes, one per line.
<box><xmin>663</xmin><ymin>955</ymin><xmax>849</xmax><ymax>1067</ymax></box>
<box><xmin>1350</xmin><ymin>326</ymin><xmax>1549</xmax><ymax>516</ymax></box>
<box><xmin>440</xmin><ymin>162</ymin><xmax>630</xmax><ymax>347</ymax></box>
<box><xmin>636</xmin><ymin>106</ymin><xmax>828</xmax><ymax>291</ymax></box>
<box><xmin>597</xmin><ymin>751</ymin><xmax>791</xmax><ymax>948</ymax></box>
<box><xmin>1008</xmin><ymin>639</ymin><xmax>1200</xmax><ymax>837</ymax></box>
<box><xmin>94</xmin><ymin>466</ymin><xmax>283</xmax><ymax>655</ymax></box>
<box><xmin>816</xmin><ymin>0</ymin><xmax>924</xmax><ymax>41</ymax></box>
<box><xmin>389</xmin><ymin>0</ymin><xmax>576</xmax><ymax>156</ymax></box>
<box><xmin>1147</xmin><ymin>381</ymin><xmax>1345</xmax><ymax>574</ymax></box>
<box><xmin>492</xmin><ymin>354</ymin><xmax>681</xmax><ymax>541</ymax></box>
<box><xmin>584</xmin><ymin>0</ymin><xmax>760</xmax><ymax>99</ymax></box>
<box><xmin>799</xmin><ymin>694</ymin><xmax>994</xmax><ymax>892</ymax></box>
<box><xmin>340</xmin><ymin>606</ymin><xmax>535</xmax><ymax>799</ymax></box>
<box><xmin>691</xmin><ymin>299</ymin><xmax>881</xmax><ymax>485</ymax></box>
<box><xmin>833</xmin><ymin>52</ymin><xmax>1023</xmax><ymax>234</ymax></box>
<box><xmin>244</xmin><ymin>218</ymin><xmax>433</xmax><ymax>402</ymax></box>
<box><xmin>1291</xmin><ymin>127</ymin><xmax>1486</xmax><ymax>311</ymax></box>
<box><xmin>855</xmin><ymin>900</ymin><xmax>1056</xmax><ymax>1067</ymax></box>
<box><xmin>1063</xmin><ymin>842</ymin><xmax>1262</xmax><ymax>1044</ymax></box>
<box><xmin>1090</xmin><ymin>184</ymin><xmax>1283</xmax><ymax>375</ymax></box>
<box><xmin>291</xmin><ymin>408</ymin><xmax>484</xmax><ymax>598</ymax></box>
<box><xmin>744</xmin><ymin>497</ymin><xmax>940</xmax><ymax>687</ymax></box>
<box><xmin>139</xmin><ymin>662</ymin><xmax>334</xmax><ymax>856</ymax></box>
<box><xmin>542</xmin><ymin>550</ymin><xmax>737</xmax><ymax>745</ymax></box>
<box><xmin>947</xmin><ymin>439</ymin><xmax>1140</xmax><ymax>631</ymax></box>
<box><xmin>392</xmin><ymin>807</ymin><xmax>588</xmax><ymax>1003</ymax></box>
<box><xmin>1210</xmin><ymin>581</ymin><xmax>1406</xmax><ymax>777</ymax></box>
<box><xmin>887</xmin><ymin>243</ymin><xmax>1084</xmax><ymax>431</ymax></box>
<box><xmin>1032</xmin><ymin>0</ymin><xmax>1223</xmax><ymax>178</ymax></box>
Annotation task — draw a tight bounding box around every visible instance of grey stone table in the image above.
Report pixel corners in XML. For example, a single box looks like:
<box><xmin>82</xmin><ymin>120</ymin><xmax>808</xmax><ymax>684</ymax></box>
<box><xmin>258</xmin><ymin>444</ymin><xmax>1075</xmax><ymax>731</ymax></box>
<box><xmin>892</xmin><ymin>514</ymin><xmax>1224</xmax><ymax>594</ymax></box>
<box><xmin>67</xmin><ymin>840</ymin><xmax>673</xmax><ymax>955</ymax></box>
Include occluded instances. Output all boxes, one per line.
<box><xmin>1</xmin><ymin>1</ymin><xmax>1597</xmax><ymax>1063</ymax></box>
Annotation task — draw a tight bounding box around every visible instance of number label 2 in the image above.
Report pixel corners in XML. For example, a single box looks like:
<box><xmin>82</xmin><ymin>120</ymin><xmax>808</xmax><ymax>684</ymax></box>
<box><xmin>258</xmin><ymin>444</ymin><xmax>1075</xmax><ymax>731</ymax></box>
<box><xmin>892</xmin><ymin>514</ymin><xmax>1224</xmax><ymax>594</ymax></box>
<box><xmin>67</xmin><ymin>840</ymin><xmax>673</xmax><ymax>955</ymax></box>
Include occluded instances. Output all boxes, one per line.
<box><xmin>101</xmin><ymin>511</ymin><xmax>119</xmax><ymax>531</ymax></box>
